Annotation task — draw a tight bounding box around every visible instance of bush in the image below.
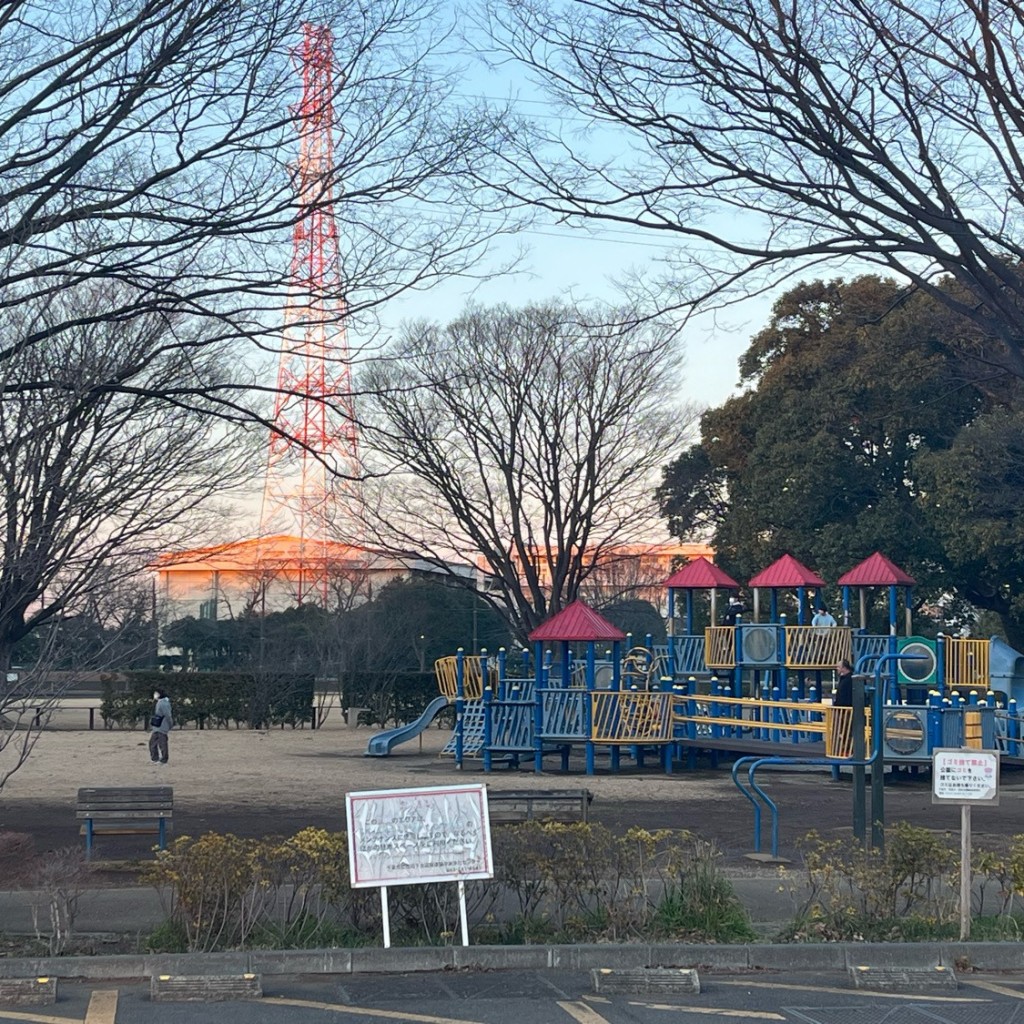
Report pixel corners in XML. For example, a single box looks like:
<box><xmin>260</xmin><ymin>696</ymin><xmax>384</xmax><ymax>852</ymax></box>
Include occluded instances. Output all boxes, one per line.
<box><xmin>0</xmin><ymin>832</ymin><xmax>35</xmax><ymax>886</ymax></box>
<box><xmin>101</xmin><ymin>670</ymin><xmax>314</xmax><ymax>730</ymax></box>
<box><xmin>142</xmin><ymin>823</ymin><xmax>753</xmax><ymax>951</ymax></box>
<box><xmin>339</xmin><ymin>671</ymin><xmax>442</xmax><ymax>727</ymax></box>
<box><xmin>785</xmin><ymin>823</ymin><xmax>961</xmax><ymax>942</ymax></box>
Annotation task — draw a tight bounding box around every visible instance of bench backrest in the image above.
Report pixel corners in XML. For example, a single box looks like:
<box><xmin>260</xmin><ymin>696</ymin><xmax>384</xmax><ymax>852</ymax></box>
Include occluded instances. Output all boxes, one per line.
<box><xmin>76</xmin><ymin>786</ymin><xmax>173</xmax><ymax>815</ymax></box>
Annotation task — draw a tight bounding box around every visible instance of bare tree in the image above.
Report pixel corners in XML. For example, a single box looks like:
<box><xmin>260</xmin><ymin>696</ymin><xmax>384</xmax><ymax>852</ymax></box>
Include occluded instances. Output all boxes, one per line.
<box><xmin>0</xmin><ymin>287</ymin><xmax>257</xmax><ymax>790</ymax></box>
<box><xmin>358</xmin><ymin>302</ymin><xmax>695</xmax><ymax>641</ymax></box>
<box><xmin>480</xmin><ymin>0</ymin><xmax>1024</xmax><ymax>378</ymax></box>
<box><xmin>0</xmin><ymin>0</ymin><xmax>514</xmax><ymax>422</ymax></box>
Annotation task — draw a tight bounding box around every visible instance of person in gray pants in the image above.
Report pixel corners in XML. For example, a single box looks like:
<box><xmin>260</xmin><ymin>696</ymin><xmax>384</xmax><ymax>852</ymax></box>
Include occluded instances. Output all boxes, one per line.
<box><xmin>149</xmin><ymin>689</ymin><xmax>173</xmax><ymax>764</ymax></box>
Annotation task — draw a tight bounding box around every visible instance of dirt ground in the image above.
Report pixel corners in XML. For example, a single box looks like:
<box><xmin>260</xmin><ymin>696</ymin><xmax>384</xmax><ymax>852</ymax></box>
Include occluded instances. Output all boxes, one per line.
<box><xmin>2</xmin><ymin>714</ymin><xmax>1022</xmax><ymax>872</ymax></box>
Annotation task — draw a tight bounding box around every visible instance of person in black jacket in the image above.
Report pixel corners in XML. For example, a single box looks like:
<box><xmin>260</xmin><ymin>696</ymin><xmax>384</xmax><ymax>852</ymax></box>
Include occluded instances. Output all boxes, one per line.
<box><xmin>722</xmin><ymin>595</ymin><xmax>746</xmax><ymax>626</ymax></box>
<box><xmin>833</xmin><ymin>659</ymin><xmax>854</xmax><ymax>707</ymax></box>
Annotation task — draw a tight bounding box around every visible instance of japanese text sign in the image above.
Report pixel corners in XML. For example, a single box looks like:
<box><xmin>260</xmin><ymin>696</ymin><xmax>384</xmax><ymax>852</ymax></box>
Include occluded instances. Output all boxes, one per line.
<box><xmin>932</xmin><ymin>748</ymin><xmax>999</xmax><ymax>805</ymax></box>
<box><xmin>346</xmin><ymin>783</ymin><xmax>494</xmax><ymax>887</ymax></box>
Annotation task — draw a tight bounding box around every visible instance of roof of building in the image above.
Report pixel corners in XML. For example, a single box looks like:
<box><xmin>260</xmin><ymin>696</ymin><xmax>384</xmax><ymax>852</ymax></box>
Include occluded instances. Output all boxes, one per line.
<box><xmin>152</xmin><ymin>534</ymin><xmax>380</xmax><ymax>573</ymax></box>
<box><xmin>528</xmin><ymin>600</ymin><xmax>627</xmax><ymax>642</ymax></box>
<box><xmin>748</xmin><ymin>553</ymin><xmax>826</xmax><ymax>588</ymax></box>
<box><xmin>837</xmin><ymin>551</ymin><xmax>916</xmax><ymax>587</ymax></box>
<box><xmin>664</xmin><ymin>556</ymin><xmax>740</xmax><ymax>590</ymax></box>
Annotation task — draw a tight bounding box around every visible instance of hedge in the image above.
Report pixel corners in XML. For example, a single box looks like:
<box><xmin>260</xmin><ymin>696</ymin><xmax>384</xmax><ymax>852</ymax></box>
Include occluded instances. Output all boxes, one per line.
<box><xmin>101</xmin><ymin>670</ymin><xmax>314</xmax><ymax>730</ymax></box>
<box><xmin>339</xmin><ymin>671</ymin><xmax>445</xmax><ymax>727</ymax></box>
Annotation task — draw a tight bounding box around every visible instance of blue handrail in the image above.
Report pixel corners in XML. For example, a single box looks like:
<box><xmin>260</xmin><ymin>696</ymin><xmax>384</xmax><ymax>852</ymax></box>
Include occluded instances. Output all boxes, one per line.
<box><xmin>730</xmin><ymin>652</ymin><xmax>927</xmax><ymax>856</ymax></box>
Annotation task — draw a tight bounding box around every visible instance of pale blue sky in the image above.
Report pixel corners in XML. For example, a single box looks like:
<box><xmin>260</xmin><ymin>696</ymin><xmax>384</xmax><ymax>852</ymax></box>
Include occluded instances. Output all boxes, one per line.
<box><xmin>375</xmin><ymin>217</ymin><xmax>772</xmax><ymax>414</ymax></box>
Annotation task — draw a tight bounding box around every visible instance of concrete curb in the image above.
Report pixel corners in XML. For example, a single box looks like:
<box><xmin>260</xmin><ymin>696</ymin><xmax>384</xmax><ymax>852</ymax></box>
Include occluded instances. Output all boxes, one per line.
<box><xmin>0</xmin><ymin>941</ymin><xmax>1020</xmax><ymax>980</ymax></box>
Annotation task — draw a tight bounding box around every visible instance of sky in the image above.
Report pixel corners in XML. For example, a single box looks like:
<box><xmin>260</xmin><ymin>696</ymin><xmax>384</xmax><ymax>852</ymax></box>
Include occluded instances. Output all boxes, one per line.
<box><xmin>373</xmin><ymin>206</ymin><xmax>773</xmax><ymax>416</ymax></box>
<box><xmin>363</xmin><ymin>24</ymin><xmax>780</xmax><ymax>417</ymax></box>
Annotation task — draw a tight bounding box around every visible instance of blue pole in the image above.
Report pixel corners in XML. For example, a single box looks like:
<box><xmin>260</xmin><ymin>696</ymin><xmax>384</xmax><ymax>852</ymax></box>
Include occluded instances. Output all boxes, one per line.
<box><xmin>455</xmin><ymin>648</ymin><xmax>465</xmax><ymax>770</ymax></box>
<box><xmin>533</xmin><ymin>641</ymin><xmax>544</xmax><ymax>773</ymax></box>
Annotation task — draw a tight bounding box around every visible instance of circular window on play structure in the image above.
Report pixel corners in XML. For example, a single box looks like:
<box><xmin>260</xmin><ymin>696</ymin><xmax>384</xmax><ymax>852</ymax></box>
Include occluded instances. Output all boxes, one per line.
<box><xmin>896</xmin><ymin>638</ymin><xmax>938</xmax><ymax>685</ymax></box>
<box><xmin>883</xmin><ymin>709</ymin><xmax>926</xmax><ymax>756</ymax></box>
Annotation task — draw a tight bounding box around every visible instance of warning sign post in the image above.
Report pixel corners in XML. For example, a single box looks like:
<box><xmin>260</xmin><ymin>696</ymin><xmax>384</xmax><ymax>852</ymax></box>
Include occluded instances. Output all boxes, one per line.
<box><xmin>346</xmin><ymin>783</ymin><xmax>494</xmax><ymax>948</ymax></box>
<box><xmin>932</xmin><ymin>748</ymin><xmax>999</xmax><ymax>941</ymax></box>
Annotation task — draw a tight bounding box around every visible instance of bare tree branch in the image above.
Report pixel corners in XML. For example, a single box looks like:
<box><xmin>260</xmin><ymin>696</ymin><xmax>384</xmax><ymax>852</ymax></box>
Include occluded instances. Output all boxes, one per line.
<box><xmin>358</xmin><ymin>301</ymin><xmax>697</xmax><ymax>641</ymax></box>
<box><xmin>479</xmin><ymin>0</ymin><xmax>1024</xmax><ymax>377</ymax></box>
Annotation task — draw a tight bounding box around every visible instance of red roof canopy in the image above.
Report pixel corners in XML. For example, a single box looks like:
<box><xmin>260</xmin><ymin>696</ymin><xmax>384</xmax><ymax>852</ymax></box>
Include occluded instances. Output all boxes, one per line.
<box><xmin>748</xmin><ymin>553</ymin><xmax>826</xmax><ymax>588</ymax></box>
<box><xmin>837</xmin><ymin>551</ymin><xmax>916</xmax><ymax>587</ymax></box>
<box><xmin>664</xmin><ymin>556</ymin><xmax>740</xmax><ymax>590</ymax></box>
<box><xmin>528</xmin><ymin>600</ymin><xmax>627</xmax><ymax>642</ymax></box>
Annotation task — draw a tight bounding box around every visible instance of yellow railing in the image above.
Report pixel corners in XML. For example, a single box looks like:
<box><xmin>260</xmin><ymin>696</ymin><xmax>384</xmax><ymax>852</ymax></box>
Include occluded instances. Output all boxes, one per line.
<box><xmin>434</xmin><ymin>656</ymin><xmax>497</xmax><ymax>701</ymax></box>
<box><xmin>824</xmin><ymin>706</ymin><xmax>872</xmax><ymax>759</ymax></box>
<box><xmin>670</xmin><ymin>693</ymin><xmax>869</xmax><ymax>760</ymax></box>
<box><xmin>672</xmin><ymin>693</ymin><xmax>825</xmax><ymax>737</ymax></box>
<box><xmin>964</xmin><ymin>709</ymin><xmax>984</xmax><ymax>749</ymax></box>
<box><xmin>590</xmin><ymin>691</ymin><xmax>674</xmax><ymax>744</ymax></box>
<box><xmin>784</xmin><ymin>626</ymin><xmax>853</xmax><ymax>669</ymax></box>
<box><xmin>704</xmin><ymin>626</ymin><xmax>736</xmax><ymax>669</ymax></box>
<box><xmin>944</xmin><ymin>637</ymin><xmax>989</xmax><ymax>690</ymax></box>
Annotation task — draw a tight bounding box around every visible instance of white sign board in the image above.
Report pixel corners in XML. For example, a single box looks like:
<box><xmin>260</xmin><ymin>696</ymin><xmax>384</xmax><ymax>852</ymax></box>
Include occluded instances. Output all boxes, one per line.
<box><xmin>346</xmin><ymin>783</ymin><xmax>494</xmax><ymax>888</ymax></box>
<box><xmin>932</xmin><ymin>748</ymin><xmax>999</xmax><ymax>804</ymax></box>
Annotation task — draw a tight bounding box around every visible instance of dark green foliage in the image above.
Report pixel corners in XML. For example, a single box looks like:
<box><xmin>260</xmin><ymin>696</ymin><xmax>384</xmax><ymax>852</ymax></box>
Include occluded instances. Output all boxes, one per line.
<box><xmin>659</xmin><ymin>274</ymin><xmax>1024</xmax><ymax>637</ymax></box>
<box><xmin>340</xmin><ymin>670</ymin><xmax>452</xmax><ymax>727</ymax></box>
<box><xmin>161</xmin><ymin>577</ymin><xmax>510</xmax><ymax>679</ymax></box>
<box><xmin>655</xmin><ymin>871</ymin><xmax>758</xmax><ymax>943</ymax></box>
<box><xmin>600</xmin><ymin>600</ymin><xmax>667</xmax><ymax>644</ymax></box>
<box><xmin>161</xmin><ymin>604</ymin><xmax>331</xmax><ymax>673</ymax></box>
<box><xmin>101</xmin><ymin>670</ymin><xmax>314</xmax><ymax>730</ymax></box>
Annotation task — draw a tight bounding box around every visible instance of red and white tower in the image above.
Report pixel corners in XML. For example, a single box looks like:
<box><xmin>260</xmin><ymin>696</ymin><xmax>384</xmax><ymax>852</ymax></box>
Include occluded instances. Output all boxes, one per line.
<box><xmin>259</xmin><ymin>23</ymin><xmax>361</xmax><ymax>605</ymax></box>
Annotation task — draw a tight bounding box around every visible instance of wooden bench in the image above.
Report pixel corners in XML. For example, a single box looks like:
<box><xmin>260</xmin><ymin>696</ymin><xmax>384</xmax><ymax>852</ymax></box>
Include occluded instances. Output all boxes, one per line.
<box><xmin>76</xmin><ymin>786</ymin><xmax>173</xmax><ymax>860</ymax></box>
<box><xmin>487</xmin><ymin>788</ymin><xmax>593</xmax><ymax>824</ymax></box>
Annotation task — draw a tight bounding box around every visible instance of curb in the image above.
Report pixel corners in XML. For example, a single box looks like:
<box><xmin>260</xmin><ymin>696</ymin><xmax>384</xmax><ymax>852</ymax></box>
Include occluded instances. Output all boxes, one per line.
<box><xmin>0</xmin><ymin>941</ymin><xmax>1020</xmax><ymax>980</ymax></box>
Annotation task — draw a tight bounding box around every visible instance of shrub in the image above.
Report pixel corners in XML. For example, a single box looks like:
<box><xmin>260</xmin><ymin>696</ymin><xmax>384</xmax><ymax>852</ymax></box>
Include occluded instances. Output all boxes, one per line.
<box><xmin>143</xmin><ymin>823</ymin><xmax>754</xmax><ymax>951</ymax></box>
<box><xmin>102</xmin><ymin>671</ymin><xmax>314</xmax><ymax>730</ymax></box>
<box><xmin>0</xmin><ymin>832</ymin><xmax>35</xmax><ymax>886</ymax></box>
<box><xmin>786</xmin><ymin>824</ymin><xmax>961</xmax><ymax>942</ymax></box>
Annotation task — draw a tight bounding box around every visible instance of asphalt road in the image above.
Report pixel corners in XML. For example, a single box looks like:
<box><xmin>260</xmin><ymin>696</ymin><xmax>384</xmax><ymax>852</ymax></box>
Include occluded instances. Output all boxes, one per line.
<box><xmin>6</xmin><ymin>968</ymin><xmax>1024</xmax><ymax>1024</ymax></box>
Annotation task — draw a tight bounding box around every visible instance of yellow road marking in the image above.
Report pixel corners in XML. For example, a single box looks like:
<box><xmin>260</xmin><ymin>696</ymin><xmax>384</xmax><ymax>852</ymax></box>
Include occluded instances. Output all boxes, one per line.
<box><xmin>83</xmin><ymin>991</ymin><xmax>117</xmax><ymax>1024</ymax></box>
<box><xmin>556</xmin><ymin>1002</ymin><xmax>611</xmax><ymax>1024</ymax></box>
<box><xmin>631</xmin><ymin>1004</ymin><xmax>784</xmax><ymax>1019</ymax></box>
<box><xmin>716</xmin><ymin>979</ymin><xmax>986</xmax><ymax>1002</ymax></box>
<box><xmin>270</xmin><ymin>996</ymin><xmax>483</xmax><ymax>1024</ymax></box>
<box><xmin>965</xmin><ymin>979</ymin><xmax>1024</xmax><ymax>1000</ymax></box>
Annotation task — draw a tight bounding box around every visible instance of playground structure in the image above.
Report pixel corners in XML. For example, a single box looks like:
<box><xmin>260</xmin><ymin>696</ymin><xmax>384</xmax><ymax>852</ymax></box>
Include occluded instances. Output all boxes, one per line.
<box><xmin>401</xmin><ymin>552</ymin><xmax>1024</xmax><ymax>776</ymax></box>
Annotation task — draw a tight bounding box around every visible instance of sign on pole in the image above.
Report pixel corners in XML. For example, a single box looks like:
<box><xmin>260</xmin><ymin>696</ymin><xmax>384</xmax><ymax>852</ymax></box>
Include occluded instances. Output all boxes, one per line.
<box><xmin>932</xmin><ymin>748</ymin><xmax>999</xmax><ymax>942</ymax></box>
<box><xmin>932</xmin><ymin>748</ymin><xmax>999</xmax><ymax>805</ymax></box>
<box><xmin>346</xmin><ymin>783</ymin><xmax>494</xmax><ymax>948</ymax></box>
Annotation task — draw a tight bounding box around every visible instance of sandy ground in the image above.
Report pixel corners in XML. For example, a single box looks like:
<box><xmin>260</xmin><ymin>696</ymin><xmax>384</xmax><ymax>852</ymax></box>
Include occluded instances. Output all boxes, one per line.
<box><xmin>0</xmin><ymin>716</ymin><xmax>732</xmax><ymax>818</ymax></box>
<box><xmin>2</xmin><ymin>711</ymin><xmax>1023</xmax><ymax>867</ymax></box>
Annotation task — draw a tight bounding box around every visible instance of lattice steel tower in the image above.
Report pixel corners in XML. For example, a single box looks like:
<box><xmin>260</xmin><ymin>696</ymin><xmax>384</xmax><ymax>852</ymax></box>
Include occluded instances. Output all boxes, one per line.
<box><xmin>259</xmin><ymin>23</ymin><xmax>361</xmax><ymax>605</ymax></box>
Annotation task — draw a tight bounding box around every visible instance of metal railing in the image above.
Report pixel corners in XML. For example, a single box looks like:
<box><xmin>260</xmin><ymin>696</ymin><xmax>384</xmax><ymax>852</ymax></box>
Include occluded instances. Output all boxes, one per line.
<box><xmin>590</xmin><ymin>690</ymin><xmax>673</xmax><ymax>744</ymax></box>
<box><xmin>704</xmin><ymin>626</ymin><xmax>736</xmax><ymax>668</ymax></box>
<box><xmin>784</xmin><ymin>626</ymin><xmax>853</xmax><ymax>669</ymax></box>
<box><xmin>434</xmin><ymin>656</ymin><xmax>497</xmax><ymax>701</ymax></box>
<box><xmin>944</xmin><ymin>637</ymin><xmax>989</xmax><ymax>690</ymax></box>
<box><xmin>672</xmin><ymin>693</ymin><xmax>829</xmax><ymax>747</ymax></box>
<box><xmin>537</xmin><ymin>688</ymin><xmax>587</xmax><ymax>739</ymax></box>
<box><xmin>667</xmin><ymin>635</ymin><xmax>707</xmax><ymax>674</ymax></box>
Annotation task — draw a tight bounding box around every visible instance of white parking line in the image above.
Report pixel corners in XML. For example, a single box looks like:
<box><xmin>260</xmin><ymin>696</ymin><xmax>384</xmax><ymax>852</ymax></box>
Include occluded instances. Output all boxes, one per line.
<box><xmin>269</xmin><ymin>996</ymin><xmax>483</xmax><ymax>1024</ymax></box>
<box><xmin>631</xmin><ymin>1004</ymin><xmax>785</xmax><ymax>1019</ymax></box>
<box><xmin>716</xmin><ymin>979</ymin><xmax>987</xmax><ymax>1002</ymax></box>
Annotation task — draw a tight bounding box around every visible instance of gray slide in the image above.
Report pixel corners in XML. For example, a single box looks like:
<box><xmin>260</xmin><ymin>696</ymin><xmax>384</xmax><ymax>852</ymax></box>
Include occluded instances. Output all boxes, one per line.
<box><xmin>364</xmin><ymin>696</ymin><xmax>450</xmax><ymax>756</ymax></box>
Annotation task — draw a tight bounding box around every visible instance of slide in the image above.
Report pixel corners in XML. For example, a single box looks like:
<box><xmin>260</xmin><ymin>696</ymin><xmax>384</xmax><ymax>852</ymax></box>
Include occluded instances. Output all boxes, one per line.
<box><xmin>364</xmin><ymin>696</ymin><xmax>450</xmax><ymax>757</ymax></box>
